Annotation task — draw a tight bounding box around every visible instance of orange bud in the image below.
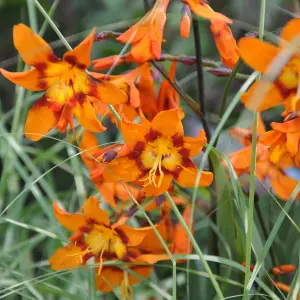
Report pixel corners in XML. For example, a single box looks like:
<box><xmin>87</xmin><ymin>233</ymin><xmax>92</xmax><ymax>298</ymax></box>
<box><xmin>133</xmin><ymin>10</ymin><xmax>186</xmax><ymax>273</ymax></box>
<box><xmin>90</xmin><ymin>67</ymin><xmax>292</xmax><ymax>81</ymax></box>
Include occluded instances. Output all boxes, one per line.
<box><xmin>180</xmin><ymin>14</ymin><xmax>191</xmax><ymax>39</ymax></box>
<box><xmin>272</xmin><ymin>264</ymin><xmax>297</xmax><ymax>275</ymax></box>
<box><xmin>242</xmin><ymin>262</ymin><xmax>255</xmax><ymax>272</ymax></box>
<box><xmin>92</xmin><ymin>55</ymin><xmax>126</xmax><ymax>71</ymax></box>
<box><xmin>274</xmin><ymin>281</ymin><xmax>291</xmax><ymax>293</ymax></box>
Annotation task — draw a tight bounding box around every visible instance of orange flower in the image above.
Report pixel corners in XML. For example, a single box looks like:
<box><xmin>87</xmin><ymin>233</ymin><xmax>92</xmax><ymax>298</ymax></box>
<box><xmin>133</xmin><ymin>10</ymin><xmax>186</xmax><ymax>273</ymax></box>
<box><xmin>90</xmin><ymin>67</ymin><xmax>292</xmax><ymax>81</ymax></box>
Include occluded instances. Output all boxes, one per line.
<box><xmin>0</xmin><ymin>24</ymin><xmax>127</xmax><ymax>141</ymax></box>
<box><xmin>49</xmin><ymin>197</ymin><xmax>158</xmax><ymax>271</ymax></box>
<box><xmin>228</xmin><ymin>114</ymin><xmax>299</xmax><ymax>201</ymax></box>
<box><xmin>239</xmin><ymin>18</ymin><xmax>300</xmax><ymax>111</ymax></box>
<box><xmin>210</xmin><ymin>20</ymin><xmax>240</xmax><ymax>69</ymax></box>
<box><xmin>181</xmin><ymin>0</ymin><xmax>232</xmax><ymax>23</ymax></box>
<box><xmin>103</xmin><ymin>108</ymin><xmax>213</xmax><ymax>196</ymax></box>
<box><xmin>79</xmin><ymin>131</ymin><xmax>143</xmax><ymax>208</ymax></box>
<box><xmin>92</xmin><ymin>55</ymin><xmax>127</xmax><ymax>70</ymax></box>
<box><xmin>171</xmin><ymin>205</ymin><xmax>193</xmax><ymax>257</ymax></box>
<box><xmin>259</xmin><ymin>115</ymin><xmax>300</xmax><ymax>167</ymax></box>
<box><xmin>156</xmin><ymin>62</ymin><xmax>180</xmax><ymax>112</ymax></box>
<box><xmin>116</xmin><ymin>0</ymin><xmax>170</xmax><ymax>63</ymax></box>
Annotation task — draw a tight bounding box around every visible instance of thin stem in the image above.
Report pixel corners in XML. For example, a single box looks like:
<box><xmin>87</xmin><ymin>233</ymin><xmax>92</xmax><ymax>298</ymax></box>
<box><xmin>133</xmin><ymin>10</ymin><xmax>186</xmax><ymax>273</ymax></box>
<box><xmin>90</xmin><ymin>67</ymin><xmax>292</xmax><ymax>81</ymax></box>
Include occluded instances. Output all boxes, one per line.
<box><xmin>192</xmin><ymin>19</ymin><xmax>211</xmax><ymax>141</ymax></box>
<box><xmin>88</xmin><ymin>267</ymin><xmax>96</xmax><ymax>300</ymax></box>
<box><xmin>165</xmin><ymin>192</ymin><xmax>224</xmax><ymax>299</ymax></box>
<box><xmin>254</xmin><ymin>198</ymin><xmax>276</xmax><ymax>266</ymax></box>
<box><xmin>26</xmin><ymin>0</ymin><xmax>38</xmax><ymax>32</ymax></box>
<box><xmin>243</xmin><ymin>1</ymin><xmax>266</xmax><ymax>299</ymax></box>
<box><xmin>151</xmin><ymin>60</ymin><xmax>206</xmax><ymax>123</ymax></box>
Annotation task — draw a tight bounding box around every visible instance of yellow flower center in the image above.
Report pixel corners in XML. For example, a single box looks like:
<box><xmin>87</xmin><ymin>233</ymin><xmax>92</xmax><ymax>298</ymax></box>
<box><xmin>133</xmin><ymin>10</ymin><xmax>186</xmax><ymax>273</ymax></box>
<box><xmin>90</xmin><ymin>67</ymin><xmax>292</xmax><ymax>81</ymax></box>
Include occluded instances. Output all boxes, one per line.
<box><xmin>46</xmin><ymin>64</ymin><xmax>90</xmax><ymax>105</ymax></box>
<box><xmin>84</xmin><ymin>224</ymin><xmax>126</xmax><ymax>259</ymax></box>
<box><xmin>278</xmin><ymin>58</ymin><xmax>300</xmax><ymax>89</ymax></box>
<box><xmin>140</xmin><ymin>137</ymin><xmax>182</xmax><ymax>187</ymax></box>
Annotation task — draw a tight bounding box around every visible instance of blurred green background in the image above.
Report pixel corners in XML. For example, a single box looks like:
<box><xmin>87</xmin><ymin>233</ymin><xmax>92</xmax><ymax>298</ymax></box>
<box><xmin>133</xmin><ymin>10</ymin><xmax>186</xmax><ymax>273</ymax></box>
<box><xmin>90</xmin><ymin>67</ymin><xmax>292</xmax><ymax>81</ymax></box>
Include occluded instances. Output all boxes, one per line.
<box><xmin>0</xmin><ymin>0</ymin><xmax>299</xmax><ymax>299</ymax></box>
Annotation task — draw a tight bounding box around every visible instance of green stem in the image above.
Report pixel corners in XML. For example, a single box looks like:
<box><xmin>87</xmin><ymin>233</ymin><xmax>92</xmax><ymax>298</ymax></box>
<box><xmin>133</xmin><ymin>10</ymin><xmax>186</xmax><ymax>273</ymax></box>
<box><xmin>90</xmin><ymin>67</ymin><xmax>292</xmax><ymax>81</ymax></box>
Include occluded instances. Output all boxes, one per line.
<box><xmin>88</xmin><ymin>267</ymin><xmax>96</xmax><ymax>300</ymax></box>
<box><xmin>165</xmin><ymin>192</ymin><xmax>224</xmax><ymax>299</ymax></box>
<box><xmin>213</xmin><ymin>59</ymin><xmax>242</xmax><ymax>147</ymax></box>
<box><xmin>26</xmin><ymin>0</ymin><xmax>38</xmax><ymax>32</ymax></box>
<box><xmin>243</xmin><ymin>1</ymin><xmax>266</xmax><ymax>299</ymax></box>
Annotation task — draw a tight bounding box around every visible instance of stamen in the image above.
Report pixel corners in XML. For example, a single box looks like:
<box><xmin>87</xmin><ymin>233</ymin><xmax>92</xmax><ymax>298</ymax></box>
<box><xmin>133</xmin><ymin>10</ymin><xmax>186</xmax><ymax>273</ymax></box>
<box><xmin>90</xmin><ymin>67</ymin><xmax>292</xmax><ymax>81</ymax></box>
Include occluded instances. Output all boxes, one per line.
<box><xmin>97</xmin><ymin>244</ymin><xmax>107</xmax><ymax>275</ymax></box>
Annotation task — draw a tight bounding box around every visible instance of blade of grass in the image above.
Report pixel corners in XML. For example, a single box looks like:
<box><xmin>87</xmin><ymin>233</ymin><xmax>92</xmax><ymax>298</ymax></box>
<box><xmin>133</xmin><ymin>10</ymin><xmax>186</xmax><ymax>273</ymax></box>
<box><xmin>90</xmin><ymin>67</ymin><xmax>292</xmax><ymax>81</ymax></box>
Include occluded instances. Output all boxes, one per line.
<box><xmin>246</xmin><ymin>183</ymin><xmax>300</xmax><ymax>291</ymax></box>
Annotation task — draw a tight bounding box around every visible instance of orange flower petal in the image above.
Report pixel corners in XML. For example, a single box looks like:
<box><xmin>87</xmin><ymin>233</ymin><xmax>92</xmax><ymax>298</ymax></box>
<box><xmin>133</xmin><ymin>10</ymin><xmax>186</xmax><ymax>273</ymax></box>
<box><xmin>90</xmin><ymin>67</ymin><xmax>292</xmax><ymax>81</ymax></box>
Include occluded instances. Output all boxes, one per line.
<box><xmin>128</xmin><ymin>266</ymin><xmax>153</xmax><ymax>285</ymax></box>
<box><xmin>172</xmin><ymin>205</ymin><xmax>193</xmax><ymax>255</ymax></box>
<box><xmin>286</xmin><ymin>132</ymin><xmax>300</xmax><ymax>155</ymax></box>
<box><xmin>137</xmin><ymin>254</ymin><xmax>170</xmax><ymax>264</ymax></box>
<box><xmin>139</xmin><ymin>66</ymin><xmax>157</xmax><ymax>119</ymax></box>
<box><xmin>73</xmin><ymin>99</ymin><xmax>106</xmax><ymax>132</ymax></box>
<box><xmin>116</xmin><ymin>21</ymin><xmax>149</xmax><ymax>44</ymax></box>
<box><xmin>93</xmin><ymin>55</ymin><xmax>127</xmax><ymax>71</ymax></box>
<box><xmin>63</xmin><ymin>28</ymin><xmax>95</xmax><ymax>69</ymax></box>
<box><xmin>210</xmin><ymin>20</ymin><xmax>239</xmax><ymax>69</ymax></box>
<box><xmin>82</xmin><ymin>196</ymin><xmax>110</xmax><ymax>226</ymax></box>
<box><xmin>241</xmin><ymin>81</ymin><xmax>283</xmax><ymax>111</ymax></box>
<box><xmin>0</xmin><ymin>68</ymin><xmax>53</xmax><ymax>91</ymax></box>
<box><xmin>53</xmin><ymin>201</ymin><xmax>87</xmax><ymax>232</ymax></box>
<box><xmin>183</xmin><ymin>0</ymin><xmax>232</xmax><ymax>23</ymax></box>
<box><xmin>117</xmin><ymin>224</ymin><xmax>153</xmax><ymax>247</ymax></box>
<box><xmin>151</xmin><ymin>108</ymin><xmax>184</xmax><ymax>137</ymax></box>
<box><xmin>103</xmin><ymin>157</ymin><xmax>140</xmax><ymax>182</ymax></box>
<box><xmin>96</xmin><ymin>267</ymin><xmax>123</xmax><ymax>292</ymax></box>
<box><xmin>93</xmin><ymin>79</ymin><xmax>128</xmax><ymax>105</ymax></box>
<box><xmin>13</xmin><ymin>23</ymin><xmax>55</xmax><ymax>66</ymax></box>
<box><xmin>121</xmin><ymin>117</ymin><xmax>148</xmax><ymax>148</ymax></box>
<box><xmin>24</xmin><ymin>98</ymin><xmax>57</xmax><ymax>141</ymax></box>
<box><xmin>271</xmin><ymin>117</ymin><xmax>300</xmax><ymax>133</ymax></box>
<box><xmin>175</xmin><ymin>167</ymin><xmax>213</xmax><ymax>188</ymax></box>
<box><xmin>259</xmin><ymin>130</ymin><xmax>283</xmax><ymax>146</ymax></box>
<box><xmin>138</xmin><ymin>219</ymin><xmax>169</xmax><ymax>252</ymax></box>
<box><xmin>129</xmin><ymin>36</ymin><xmax>153</xmax><ymax>63</ymax></box>
<box><xmin>97</xmin><ymin>182</ymin><xmax>117</xmax><ymax>208</ymax></box>
<box><xmin>143</xmin><ymin>174</ymin><xmax>173</xmax><ymax>196</ymax></box>
<box><xmin>280</xmin><ymin>18</ymin><xmax>300</xmax><ymax>47</ymax></box>
<box><xmin>115</xmin><ymin>182</ymin><xmax>142</xmax><ymax>201</ymax></box>
<box><xmin>274</xmin><ymin>281</ymin><xmax>291</xmax><ymax>293</ymax></box>
<box><xmin>269</xmin><ymin>169</ymin><xmax>299</xmax><ymax>201</ymax></box>
<box><xmin>183</xmin><ymin>129</ymin><xmax>207</xmax><ymax>158</ymax></box>
<box><xmin>238</xmin><ymin>37</ymin><xmax>279</xmax><ymax>73</ymax></box>
<box><xmin>49</xmin><ymin>244</ymin><xmax>85</xmax><ymax>271</ymax></box>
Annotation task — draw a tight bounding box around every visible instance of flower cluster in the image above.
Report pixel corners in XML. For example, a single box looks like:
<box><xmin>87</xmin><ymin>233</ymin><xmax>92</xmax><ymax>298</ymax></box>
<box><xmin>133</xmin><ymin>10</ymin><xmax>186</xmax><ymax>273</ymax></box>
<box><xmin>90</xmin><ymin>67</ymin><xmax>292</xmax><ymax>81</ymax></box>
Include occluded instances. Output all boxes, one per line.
<box><xmin>2</xmin><ymin>1</ymin><xmax>300</xmax><ymax>298</ymax></box>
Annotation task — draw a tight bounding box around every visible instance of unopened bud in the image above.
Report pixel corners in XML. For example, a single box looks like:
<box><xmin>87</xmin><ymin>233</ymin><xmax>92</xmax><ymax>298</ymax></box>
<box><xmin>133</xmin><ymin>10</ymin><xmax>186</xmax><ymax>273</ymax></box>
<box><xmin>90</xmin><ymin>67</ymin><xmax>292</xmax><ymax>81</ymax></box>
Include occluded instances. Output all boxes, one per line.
<box><xmin>102</xmin><ymin>149</ymin><xmax>118</xmax><ymax>163</ymax></box>
<box><xmin>180</xmin><ymin>5</ymin><xmax>191</xmax><ymax>39</ymax></box>
<box><xmin>272</xmin><ymin>264</ymin><xmax>296</xmax><ymax>275</ymax></box>
<box><xmin>242</xmin><ymin>262</ymin><xmax>255</xmax><ymax>272</ymax></box>
<box><xmin>207</xmin><ymin>67</ymin><xmax>232</xmax><ymax>77</ymax></box>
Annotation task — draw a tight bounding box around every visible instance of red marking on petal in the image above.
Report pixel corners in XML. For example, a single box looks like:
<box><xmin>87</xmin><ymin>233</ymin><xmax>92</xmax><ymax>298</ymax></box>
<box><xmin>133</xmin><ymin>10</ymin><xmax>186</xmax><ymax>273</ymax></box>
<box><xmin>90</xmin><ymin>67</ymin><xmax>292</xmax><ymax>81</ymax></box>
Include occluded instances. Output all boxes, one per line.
<box><xmin>275</xmin><ymin>80</ymin><xmax>295</xmax><ymax>98</ymax></box>
<box><xmin>145</xmin><ymin>129</ymin><xmax>161</xmax><ymax>142</ymax></box>
<box><xmin>38</xmin><ymin>80</ymin><xmax>48</xmax><ymax>90</ymax></box>
<box><xmin>172</xmin><ymin>134</ymin><xmax>184</xmax><ymax>147</ymax></box>
<box><xmin>35</xmin><ymin>62</ymin><xmax>47</xmax><ymax>72</ymax></box>
<box><xmin>178</xmin><ymin>147</ymin><xmax>190</xmax><ymax>158</ymax></box>
<box><xmin>64</xmin><ymin>55</ymin><xmax>77</xmax><ymax>66</ymax></box>
<box><xmin>48</xmin><ymin>53</ymin><xmax>60</xmax><ymax>63</ymax></box>
<box><xmin>181</xmin><ymin>156</ymin><xmax>195</xmax><ymax>168</ymax></box>
<box><xmin>114</xmin><ymin>228</ymin><xmax>129</xmax><ymax>245</ymax></box>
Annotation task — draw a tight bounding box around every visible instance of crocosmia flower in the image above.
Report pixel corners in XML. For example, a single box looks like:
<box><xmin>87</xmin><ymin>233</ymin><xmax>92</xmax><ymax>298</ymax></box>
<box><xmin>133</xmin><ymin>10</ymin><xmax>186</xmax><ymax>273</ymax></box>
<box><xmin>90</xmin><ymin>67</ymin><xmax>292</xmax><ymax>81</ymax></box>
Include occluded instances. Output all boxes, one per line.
<box><xmin>181</xmin><ymin>0</ymin><xmax>232</xmax><ymax>23</ymax></box>
<box><xmin>116</xmin><ymin>0</ymin><xmax>170</xmax><ymax>63</ymax></box>
<box><xmin>210</xmin><ymin>20</ymin><xmax>239</xmax><ymax>69</ymax></box>
<box><xmin>228</xmin><ymin>114</ymin><xmax>299</xmax><ymax>201</ymax></box>
<box><xmin>259</xmin><ymin>114</ymin><xmax>300</xmax><ymax>167</ymax></box>
<box><xmin>0</xmin><ymin>24</ymin><xmax>127</xmax><ymax>140</ymax></box>
<box><xmin>50</xmin><ymin>196</ymin><xmax>157</xmax><ymax>271</ymax></box>
<box><xmin>239</xmin><ymin>18</ymin><xmax>300</xmax><ymax>111</ymax></box>
<box><xmin>103</xmin><ymin>108</ymin><xmax>213</xmax><ymax>196</ymax></box>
